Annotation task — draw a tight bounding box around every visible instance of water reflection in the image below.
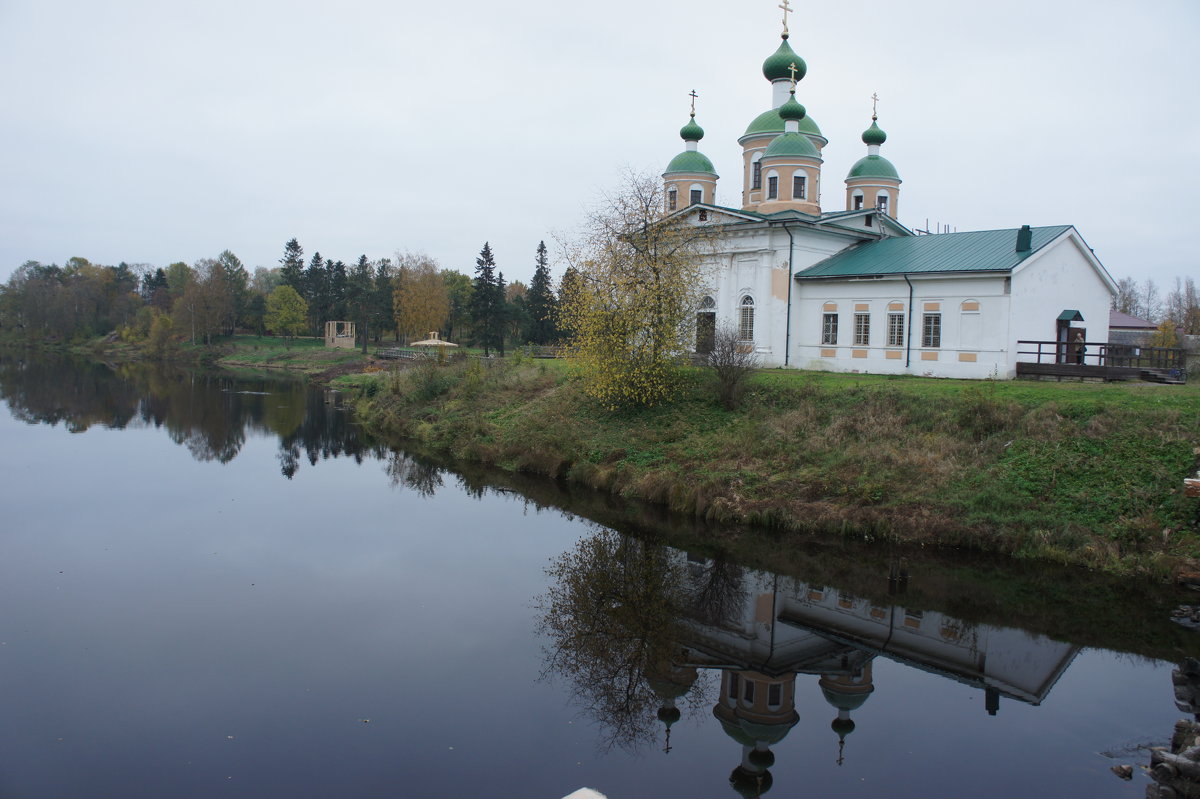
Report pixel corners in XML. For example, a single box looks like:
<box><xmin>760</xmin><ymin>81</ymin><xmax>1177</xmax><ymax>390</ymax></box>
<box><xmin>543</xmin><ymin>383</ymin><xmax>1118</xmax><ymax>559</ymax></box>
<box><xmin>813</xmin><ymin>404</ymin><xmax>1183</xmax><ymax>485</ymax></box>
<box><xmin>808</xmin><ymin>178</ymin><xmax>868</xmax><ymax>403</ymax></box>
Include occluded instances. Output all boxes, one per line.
<box><xmin>0</xmin><ymin>355</ymin><xmax>381</xmax><ymax>476</ymax></box>
<box><xmin>541</xmin><ymin>528</ymin><xmax>1089</xmax><ymax>795</ymax></box>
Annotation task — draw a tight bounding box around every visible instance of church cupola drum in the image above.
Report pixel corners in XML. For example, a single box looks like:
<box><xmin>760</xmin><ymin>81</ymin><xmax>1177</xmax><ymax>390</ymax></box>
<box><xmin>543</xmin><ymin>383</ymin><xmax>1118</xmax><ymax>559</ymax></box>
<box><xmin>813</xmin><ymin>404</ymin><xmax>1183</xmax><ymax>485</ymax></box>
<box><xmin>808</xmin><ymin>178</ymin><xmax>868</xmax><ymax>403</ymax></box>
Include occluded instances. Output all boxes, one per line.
<box><xmin>662</xmin><ymin>91</ymin><xmax>718</xmax><ymax>212</ymax></box>
<box><xmin>845</xmin><ymin>97</ymin><xmax>902</xmax><ymax>216</ymax></box>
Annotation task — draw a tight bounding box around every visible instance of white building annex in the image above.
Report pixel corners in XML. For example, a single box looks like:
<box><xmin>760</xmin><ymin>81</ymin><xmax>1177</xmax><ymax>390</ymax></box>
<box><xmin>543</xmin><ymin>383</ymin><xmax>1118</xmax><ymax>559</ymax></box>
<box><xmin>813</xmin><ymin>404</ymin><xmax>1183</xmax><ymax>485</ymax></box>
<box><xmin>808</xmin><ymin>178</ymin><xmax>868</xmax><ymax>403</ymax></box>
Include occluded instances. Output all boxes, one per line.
<box><xmin>662</xmin><ymin>5</ymin><xmax>1117</xmax><ymax>379</ymax></box>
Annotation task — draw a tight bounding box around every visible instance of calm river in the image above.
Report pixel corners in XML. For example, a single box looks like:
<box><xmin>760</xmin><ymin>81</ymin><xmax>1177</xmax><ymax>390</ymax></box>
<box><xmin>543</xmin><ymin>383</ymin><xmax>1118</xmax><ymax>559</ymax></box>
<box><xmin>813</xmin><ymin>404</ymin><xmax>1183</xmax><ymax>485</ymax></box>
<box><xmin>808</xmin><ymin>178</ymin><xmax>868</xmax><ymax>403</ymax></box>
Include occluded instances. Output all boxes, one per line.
<box><xmin>0</xmin><ymin>355</ymin><xmax>1196</xmax><ymax>798</ymax></box>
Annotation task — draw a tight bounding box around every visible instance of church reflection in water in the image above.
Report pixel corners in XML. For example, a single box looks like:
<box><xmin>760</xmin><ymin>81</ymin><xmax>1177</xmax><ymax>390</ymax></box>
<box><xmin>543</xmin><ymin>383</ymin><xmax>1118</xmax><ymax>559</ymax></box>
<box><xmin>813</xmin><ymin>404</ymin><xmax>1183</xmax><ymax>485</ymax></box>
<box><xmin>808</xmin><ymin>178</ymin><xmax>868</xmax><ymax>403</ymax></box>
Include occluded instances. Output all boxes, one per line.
<box><xmin>540</xmin><ymin>532</ymin><xmax>1079</xmax><ymax>797</ymax></box>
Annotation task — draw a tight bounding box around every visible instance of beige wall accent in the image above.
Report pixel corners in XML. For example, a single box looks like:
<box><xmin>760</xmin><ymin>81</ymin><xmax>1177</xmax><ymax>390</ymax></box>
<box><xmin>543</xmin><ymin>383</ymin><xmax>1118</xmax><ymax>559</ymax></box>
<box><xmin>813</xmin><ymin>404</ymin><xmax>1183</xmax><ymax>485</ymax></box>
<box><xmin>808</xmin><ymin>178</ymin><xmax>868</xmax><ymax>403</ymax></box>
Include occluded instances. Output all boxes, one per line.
<box><xmin>921</xmin><ymin>351</ymin><xmax>939</xmax><ymax>361</ymax></box>
<box><xmin>961</xmin><ymin>300</ymin><xmax>980</xmax><ymax>311</ymax></box>
<box><xmin>823</xmin><ymin>302</ymin><xmax>838</xmax><ymax>311</ymax></box>
<box><xmin>820</xmin><ymin>348</ymin><xmax>837</xmax><ymax>358</ymax></box>
<box><xmin>958</xmin><ymin>352</ymin><xmax>978</xmax><ymax>362</ymax></box>
<box><xmin>852</xmin><ymin>349</ymin><xmax>868</xmax><ymax>358</ymax></box>
<box><xmin>888</xmin><ymin>302</ymin><xmax>904</xmax><ymax>311</ymax></box>
<box><xmin>923</xmin><ymin>302</ymin><xmax>941</xmax><ymax>311</ymax></box>
<box><xmin>771</xmin><ymin>268</ymin><xmax>789</xmax><ymax>300</ymax></box>
<box><xmin>854</xmin><ymin>303</ymin><xmax>869</xmax><ymax>311</ymax></box>
<box><xmin>885</xmin><ymin>350</ymin><xmax>902</xmax><ymax>360</ymax></box>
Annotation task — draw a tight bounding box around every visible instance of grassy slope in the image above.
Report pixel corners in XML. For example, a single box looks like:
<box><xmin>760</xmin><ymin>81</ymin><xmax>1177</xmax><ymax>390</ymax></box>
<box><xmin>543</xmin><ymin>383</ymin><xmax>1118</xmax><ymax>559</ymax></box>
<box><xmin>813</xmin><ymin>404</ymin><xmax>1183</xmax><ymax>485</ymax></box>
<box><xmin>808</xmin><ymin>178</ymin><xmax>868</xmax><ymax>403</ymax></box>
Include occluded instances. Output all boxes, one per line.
<box><xmin>349</xmin><ymin>358</ymin><xmax>1200</xmax><ymax>576</ymax></box>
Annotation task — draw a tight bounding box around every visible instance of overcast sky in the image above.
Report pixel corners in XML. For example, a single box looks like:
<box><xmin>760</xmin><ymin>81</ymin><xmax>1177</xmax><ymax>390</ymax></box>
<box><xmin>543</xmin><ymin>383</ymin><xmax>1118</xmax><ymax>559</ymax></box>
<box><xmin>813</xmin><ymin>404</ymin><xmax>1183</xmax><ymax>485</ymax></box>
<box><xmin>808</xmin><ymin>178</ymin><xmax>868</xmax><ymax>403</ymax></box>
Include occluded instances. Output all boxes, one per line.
<box><xmin>1</xmin><ymin>0</ymin><xmax>1196</xmax><ymax>288</ymax></box>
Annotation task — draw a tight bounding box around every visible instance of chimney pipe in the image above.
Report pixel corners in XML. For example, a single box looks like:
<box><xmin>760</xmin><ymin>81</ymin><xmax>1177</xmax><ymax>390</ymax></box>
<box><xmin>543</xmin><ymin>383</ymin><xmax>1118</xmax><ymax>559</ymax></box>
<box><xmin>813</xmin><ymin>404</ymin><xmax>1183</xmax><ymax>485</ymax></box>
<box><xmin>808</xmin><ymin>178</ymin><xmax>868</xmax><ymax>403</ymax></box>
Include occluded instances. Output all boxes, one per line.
<box><xmin>1015</xmin><ymin>224</ymin><xmax>1032</xmax><ymax>252</ymax></box>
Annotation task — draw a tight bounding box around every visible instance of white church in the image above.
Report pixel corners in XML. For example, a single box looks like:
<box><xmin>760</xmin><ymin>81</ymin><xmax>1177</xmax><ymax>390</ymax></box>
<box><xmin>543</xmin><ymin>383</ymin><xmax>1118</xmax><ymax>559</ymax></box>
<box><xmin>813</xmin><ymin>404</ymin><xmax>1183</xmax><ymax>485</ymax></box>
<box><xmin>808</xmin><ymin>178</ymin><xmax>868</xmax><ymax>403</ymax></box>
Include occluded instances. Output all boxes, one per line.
<box><xmin>663</xmin><ymin>6</ymin><xmax>1117</xmax><ymax>379</ymax></box>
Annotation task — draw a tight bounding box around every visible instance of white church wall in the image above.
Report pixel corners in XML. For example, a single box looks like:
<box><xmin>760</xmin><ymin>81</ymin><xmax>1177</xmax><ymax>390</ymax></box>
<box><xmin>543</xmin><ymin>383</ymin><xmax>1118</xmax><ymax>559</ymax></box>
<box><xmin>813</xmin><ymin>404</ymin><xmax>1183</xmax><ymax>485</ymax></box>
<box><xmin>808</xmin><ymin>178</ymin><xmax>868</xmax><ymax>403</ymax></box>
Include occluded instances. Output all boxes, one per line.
<box><xmin>1008</xmin><ymin>233</ymin><xmax>1114</xmax><ymax>370</ymax></box>
<box><xmin>789</xmin><ymin>273</ymin><xmax>1012</xmax><ymax>378</ymax></box>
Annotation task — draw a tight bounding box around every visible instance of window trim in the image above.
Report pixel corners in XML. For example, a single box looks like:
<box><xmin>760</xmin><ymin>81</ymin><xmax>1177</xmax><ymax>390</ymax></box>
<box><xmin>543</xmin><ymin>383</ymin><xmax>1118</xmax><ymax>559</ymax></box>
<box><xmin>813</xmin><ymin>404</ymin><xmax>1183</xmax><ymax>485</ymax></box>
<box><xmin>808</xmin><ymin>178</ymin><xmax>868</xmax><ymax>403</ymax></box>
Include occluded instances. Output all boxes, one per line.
<box><xmin>766</xmin><ymin>175</ymin><xmax>778</xmax><ymax>200</ymax></box>
<box><xmin>853</xmin><ymin>312</ymin><xmax>870</xmax><ymax>346</ymax></box>
<box><xmin>922</xmin><ymin>313</ymin><xmax>942</xmax><ymax>348</ymax></box>
<box><xmin>793</xmin><ymin>173</ymin><xmax>807</xmax><ymax>200</ymax></box>
<box><xmin>822</xmin><ymin>313</ymin><xmax>839</xmax><ymax>345</ymax></box>
<box><xmin>738</xmin><ymin>295</ymin><xmax>755</xmax><ymax>342</ymax></box>
<box><xmin>887</xmin><ymin>312</ymin><xmax>904</xmax><ymax>347</ymax></box>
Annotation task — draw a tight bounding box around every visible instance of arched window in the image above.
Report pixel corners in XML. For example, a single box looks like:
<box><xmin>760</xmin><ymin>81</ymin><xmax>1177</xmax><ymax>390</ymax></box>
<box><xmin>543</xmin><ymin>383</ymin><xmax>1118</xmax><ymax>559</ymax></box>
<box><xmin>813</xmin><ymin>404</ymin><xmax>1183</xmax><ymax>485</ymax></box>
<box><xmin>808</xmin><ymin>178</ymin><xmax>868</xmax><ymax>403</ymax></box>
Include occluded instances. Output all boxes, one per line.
<box><xmin>696</xmin><ymin>295</ymin><xmax>716</xmax><ymax>354</ymax></box>
<box><xmin>852</xmin><ymin>190</ymin><xmax>865</xmax><ymax>211</ymax></box>
<box><xmin>792</xmin><ymin>172</ymin><xmax>807</xmax><ymax>200</ymax></box>
<box><xmin>689</xmin><ymin>183</ymin><xmax>703</xmax><ymax>206</ymax></box>
<box><xmin>751</xmin><ymin>153</ymin><xmax>763</xmax><ymax>190</ymax></box>
<box><xmin>766</xmin><ymin>174</ymin><xmax>778</xmax><ymax>200</ymax></box>
<box><xmin>876</xmin><ymin>191</ymin><xmax>890</xmax><ymax>215</ymax></box>
<box><xmin>739</xmin><ymin>295</ymin><xmax>755</xmax><ymax>342</ymax></box>
<box><xmin>667</xmin><ymin>187</ymin><xmax>677</xmax><ymax>212</ymax></box>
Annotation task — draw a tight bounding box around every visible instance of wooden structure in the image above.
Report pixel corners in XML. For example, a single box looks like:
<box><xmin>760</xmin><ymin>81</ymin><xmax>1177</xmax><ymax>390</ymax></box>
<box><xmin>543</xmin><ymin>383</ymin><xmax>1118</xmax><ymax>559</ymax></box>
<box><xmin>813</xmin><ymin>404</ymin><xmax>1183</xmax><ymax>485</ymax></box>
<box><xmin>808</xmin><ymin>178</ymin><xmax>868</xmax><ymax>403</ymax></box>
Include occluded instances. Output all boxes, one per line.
<box><xmin>1016</xmin><ymin>339</ymin><xmax>1186</xmax><ymax>384</ymax></box>
<box><xmin>324</xmin><ymin>321</ymin><xmax>356</xmax><ymax>349</ymax></box>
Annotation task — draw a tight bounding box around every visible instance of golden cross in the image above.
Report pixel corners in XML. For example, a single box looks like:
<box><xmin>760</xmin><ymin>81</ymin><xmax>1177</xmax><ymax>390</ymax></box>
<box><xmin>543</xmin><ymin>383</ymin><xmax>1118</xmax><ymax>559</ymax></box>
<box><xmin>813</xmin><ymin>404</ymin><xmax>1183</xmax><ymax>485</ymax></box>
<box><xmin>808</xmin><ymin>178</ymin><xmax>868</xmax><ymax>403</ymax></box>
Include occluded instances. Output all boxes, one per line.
<box><xmin>871</xmin><ymin>92</ymin><xmax>880</xmax><ymax>119</ymax></box>
<box><xmin>779</xmin><ymin>0</ymin><xmax>792</xmax><ymax>35</ymax></box>
<box><xmin>689</xmin><ymin>89</ymin><xmax>698</xmax><ymax>116</ymax></box>
<box><xmin>788</xmin><ymin>61</ymin><xmax>799</xmax><ymax>89</ymax></box>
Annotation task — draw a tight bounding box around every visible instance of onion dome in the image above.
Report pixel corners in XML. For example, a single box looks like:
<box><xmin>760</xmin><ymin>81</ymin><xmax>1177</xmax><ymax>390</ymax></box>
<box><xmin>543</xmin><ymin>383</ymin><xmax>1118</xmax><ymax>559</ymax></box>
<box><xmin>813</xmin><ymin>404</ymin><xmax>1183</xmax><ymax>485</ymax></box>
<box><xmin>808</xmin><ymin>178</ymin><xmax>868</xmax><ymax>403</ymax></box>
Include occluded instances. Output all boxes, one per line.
<box><xmin>680</xmin><ymin>115</ymin><xmax>705</xmax><ymax>142</ymax></box>
<box><xmin>846</xmin><ymin>154</ymin><xmax>900</xmax><ymax>180</ymax></box>
<box><xmin>862</xmin><ymin>118</ymin><xmax>887</xmax><ymax>145</ymax></box>
<box><xmin>831</xmin><ymin>717</ymin><xmax>857</xmax><ymax>738</ymax></box>
<box><xmin>748</xmin><ymin>749</ymin><xmax>776</xmax><ymax>769</ymax></box>
<box><xmin>778</xmin><ymin>94</ymin><xmax>806</xmax><ymax>122</ymax></box>
<box><xmin>762</xmin><ymin>35</ymin><xmax>806</xmax><ymax>83</ymax></box>
<box><xmin>762</xmin><ymin>131</ymin><xmax>819</xmax><ymax>159</ymax></box>
<box><xmin>657</xmin><ymin>706</ymin><xmax>682</xmax><ymax>727</ymax></box>
<box><xmin>730</xmin><ymin>767</ymin><xmax>774</xmax><ymax>798</ymax></box>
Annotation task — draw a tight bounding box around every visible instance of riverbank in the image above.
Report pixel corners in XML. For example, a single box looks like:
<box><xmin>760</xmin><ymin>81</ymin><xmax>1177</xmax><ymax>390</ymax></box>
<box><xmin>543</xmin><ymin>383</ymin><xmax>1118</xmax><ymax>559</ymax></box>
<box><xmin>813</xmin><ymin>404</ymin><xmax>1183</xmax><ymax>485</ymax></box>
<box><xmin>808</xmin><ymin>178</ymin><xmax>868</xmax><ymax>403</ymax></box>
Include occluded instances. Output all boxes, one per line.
<box><xmin>347</xmin><ymin>357</ymin><xmax>1200</xmax><ymax>578</ymax></box>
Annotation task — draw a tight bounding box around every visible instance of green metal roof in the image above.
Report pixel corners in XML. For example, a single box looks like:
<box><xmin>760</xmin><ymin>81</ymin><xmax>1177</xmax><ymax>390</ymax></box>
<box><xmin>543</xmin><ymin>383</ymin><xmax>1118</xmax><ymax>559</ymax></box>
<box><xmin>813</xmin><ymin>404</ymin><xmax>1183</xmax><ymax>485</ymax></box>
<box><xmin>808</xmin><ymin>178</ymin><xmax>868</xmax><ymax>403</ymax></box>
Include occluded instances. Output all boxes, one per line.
<box><xmin>846</xmin><ymin>154</ymin><xmax>900</xmax><ymax>180</ymax></box>
<box><xmin>663</xmin><ymin>150</ymin><xmax>716</xmax><ymax>175</ymax></box>
<box><xmin>797</xmin><ymin>225</ymin><xmax>1073</xmax><ymax>278</ymax></box>
<box><xmin>1056</xmin><ymin>309</ymin><xmax>1084</xmax><ymax>321</ymax></box>
<box><xmin>763</xmin><ymin>131</ymin><xmax>820</xmax><ymax>158</ymax></box>
<box><xmin>743</xmin><ymin>107</ymin><xmax>823</xmax><ymax>139</ymax></box>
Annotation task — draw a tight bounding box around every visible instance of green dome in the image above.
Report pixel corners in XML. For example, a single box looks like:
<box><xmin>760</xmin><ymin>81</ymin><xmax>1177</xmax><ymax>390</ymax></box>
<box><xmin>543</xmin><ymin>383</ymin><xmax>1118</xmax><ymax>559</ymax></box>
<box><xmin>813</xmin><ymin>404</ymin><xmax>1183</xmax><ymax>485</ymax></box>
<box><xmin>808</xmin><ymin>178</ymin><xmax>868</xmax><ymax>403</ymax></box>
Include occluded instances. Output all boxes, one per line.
<box><xmin>862</xmin><ymin>119</ymin><xmax>887</xmax><ymax>145</ymax></box>
<box><xmin>831</xmin><ymin>718</ymin><xmax>857</xmax><ymax>738</ymax></box>
<box><xmin>846</xmin><ymin>154</ymin><xmax>900</xmax><ymax>180</ymax></box>
<box><xmin>657</xmin><ymin>706</ymin><xmax>682</xmax><ymax>727</ymax></box>
<box><xmin>762</xmin><ymin>132</ymin><xmax>819</xmax><ymax>159</ymax></box>
<box><xmin>680</xmin><ymin>115</ymin><xmax>705</xmax><ymax>142</ymax></box>
<box><xmin>748</xmin><ymin>749</ymin><xmax>776</xmax><ymax>769</ymax></box>
<box><xmin>738</xmin><ymin>717</ymin><xmax>799</xmax><ymax>745</ymax></box>
<box><xmin>820</xmin><ymin>684</ymin><xmax>875</xmax><ymax>712</ymax></box>
<box><xmin>742</xmin><ymin>107</ymin><xmax>823</xmax><ymax>139</ymax></box>
<box><xmin>717</xmin><ymin>717</ymin><xmax>757</xmax><ymax>747</ymax></box>
<box><xmin>778</xmin><ymin>95</ymin><xmax>806</xmax><ymax>122</ymax></box>
<box><xmin>730</xmin><ymin>767</ymin><xmax>774</xmax><ymax>798</ymax></box>
<box><xmin>762</xmin><ymin>35</ymin><xmax>806</xmax><ymax>82</ymax></box>
<box><xmin>664</xmin><ymin>150</ymin><xmax>717</xmax><ymax>175</ymax></box>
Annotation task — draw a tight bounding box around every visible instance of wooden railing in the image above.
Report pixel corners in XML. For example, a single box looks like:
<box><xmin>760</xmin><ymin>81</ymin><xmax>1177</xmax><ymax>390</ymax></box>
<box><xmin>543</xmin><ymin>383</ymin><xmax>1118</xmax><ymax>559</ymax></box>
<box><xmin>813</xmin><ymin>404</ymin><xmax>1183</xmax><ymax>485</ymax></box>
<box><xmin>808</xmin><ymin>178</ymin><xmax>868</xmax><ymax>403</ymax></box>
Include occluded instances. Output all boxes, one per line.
<box><xmin>1016</xmin><ymin>340</ymin><xmax>1187</xmax><ymax>382</ymax></box>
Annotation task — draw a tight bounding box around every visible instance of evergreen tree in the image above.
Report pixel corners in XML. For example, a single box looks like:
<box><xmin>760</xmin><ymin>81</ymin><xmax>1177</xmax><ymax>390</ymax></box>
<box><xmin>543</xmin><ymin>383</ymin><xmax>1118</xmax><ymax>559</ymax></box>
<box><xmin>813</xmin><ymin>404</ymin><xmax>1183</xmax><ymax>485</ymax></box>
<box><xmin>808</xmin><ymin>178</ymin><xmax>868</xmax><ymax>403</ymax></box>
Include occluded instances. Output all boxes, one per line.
<box><xmin>217</xmin><ymin>250</ymin><xmax>250</xmax><ymax>334</ymax></box>
<box><xmin>305</xmin><ymin>252</ymin><xmax>329</xmax><ymax>333</ymax></box>
<box><xmin>372</xmin><ymin>258</ymin><xmax>395</xmax><ymax>342</ymax></box>
<box><xmin>327</xmin><ymin>259</ymin><xmax>349</xmax><ymax>320</ymax></box>
<box><xmin>348</xmin><ymin>255</ymin><xmax>375</xmax><ymax>353</ymax></box>
<box><xmin>525</xmin><ymin>240</ymin><xmax>557</xmax><ymax>344</ymax></box>
<box><xmin>280</xmin><ymin>238</ymin><xmax>305</xmax><ymax>294</ymax></box>
<box><xmin>495</xmin><ymin>270</ymin><xmax>508</xmax><ymax>356</ymax></box>
<box><xmin>469</xmin><ymin>242</ymin><xmax>504</xmax><ymax>356</ymax></box>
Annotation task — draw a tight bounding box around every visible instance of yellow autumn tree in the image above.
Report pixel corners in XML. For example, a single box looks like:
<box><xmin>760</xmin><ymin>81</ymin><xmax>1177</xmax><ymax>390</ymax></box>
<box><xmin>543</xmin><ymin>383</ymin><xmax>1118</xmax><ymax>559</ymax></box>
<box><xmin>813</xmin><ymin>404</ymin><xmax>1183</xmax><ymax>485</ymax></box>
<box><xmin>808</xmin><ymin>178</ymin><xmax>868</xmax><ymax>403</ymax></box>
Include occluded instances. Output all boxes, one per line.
<box><xmin>559</xmin><ymin>171</ymin><xmax>714</xmax><ymax>407</ymax></box>
<box><xmin>393</xmin><ymin>252</ymin><xmax>450</xmax><ymax>342</ymax></box>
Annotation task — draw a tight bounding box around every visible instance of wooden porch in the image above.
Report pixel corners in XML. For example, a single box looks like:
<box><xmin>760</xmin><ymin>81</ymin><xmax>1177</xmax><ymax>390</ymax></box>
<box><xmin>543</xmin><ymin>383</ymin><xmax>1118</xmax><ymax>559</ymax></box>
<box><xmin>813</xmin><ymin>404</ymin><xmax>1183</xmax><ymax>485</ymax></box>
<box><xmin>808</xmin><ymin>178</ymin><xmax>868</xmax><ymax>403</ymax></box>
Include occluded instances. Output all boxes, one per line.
<box><xmin>1016</xmin><ymin>340</ymin><xmax>1187</xmax><ymax>384</ymax></box>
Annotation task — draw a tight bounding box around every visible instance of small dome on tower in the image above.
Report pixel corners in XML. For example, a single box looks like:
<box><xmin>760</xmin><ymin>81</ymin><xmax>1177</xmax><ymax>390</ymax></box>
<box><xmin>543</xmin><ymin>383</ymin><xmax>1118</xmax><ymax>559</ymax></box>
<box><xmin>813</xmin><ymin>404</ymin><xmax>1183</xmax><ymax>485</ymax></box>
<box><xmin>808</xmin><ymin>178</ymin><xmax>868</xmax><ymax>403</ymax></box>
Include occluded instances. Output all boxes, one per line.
<box><xmin>742</xmin><ymin>107</ymin><xmax>823</xmax><ymax>140</ymax></box>
<box><xmin>862</xmin><ymin>119</ymin><xmax>887</xmax><ymax>145</ymax></box>
<box><xmin>846</xmin><ymin>154</ymin><xmax>900</xmax><ymax>180</ymax></box>
<box><xmin>762</xmin><ymin>36</ymin><xmax>806</xmax><ymax>82</ymax></box>
<box><xmin>748</xmin><ymin>749</ymin><xmax>776</xmax><ymax>769</ymax></box>
<box><xmin>680</xmin><ymin>115</ymin><xmax>705</xmax><ymax>142</ymax></box>
<box><xmin>665</xmin><ymin>150</ymin><xmax>717</xmax><ymax>174</ymax></box>
<box><xmin>762</xmin><ymin>132</ymin><xmax>819</xmax><ymax>159</ymax></box>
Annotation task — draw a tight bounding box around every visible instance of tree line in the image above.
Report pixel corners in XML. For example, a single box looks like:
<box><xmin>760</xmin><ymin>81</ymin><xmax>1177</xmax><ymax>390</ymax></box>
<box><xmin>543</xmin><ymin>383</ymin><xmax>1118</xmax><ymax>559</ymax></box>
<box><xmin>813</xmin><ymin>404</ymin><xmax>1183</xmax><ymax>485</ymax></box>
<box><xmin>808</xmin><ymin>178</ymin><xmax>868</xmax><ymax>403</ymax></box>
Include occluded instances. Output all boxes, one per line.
<box><xmin>1112</xmin><ymin>276</ymin><xmax>1200</xmax><ymax>347</ymax></box>
<box><xmin>0</xmin><ymin>238</ymin><xmax>567</xmax><ymax>352</ymax></box>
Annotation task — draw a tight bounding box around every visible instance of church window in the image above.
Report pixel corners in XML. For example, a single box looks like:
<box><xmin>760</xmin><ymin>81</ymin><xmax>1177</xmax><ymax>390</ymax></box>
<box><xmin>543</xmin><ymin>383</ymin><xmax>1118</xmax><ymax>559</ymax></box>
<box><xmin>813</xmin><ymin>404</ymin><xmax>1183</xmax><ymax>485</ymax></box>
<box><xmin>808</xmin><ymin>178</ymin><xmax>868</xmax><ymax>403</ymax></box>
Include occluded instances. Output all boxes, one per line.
<box><xmin>690</xmin><ymin>188</ymin><xmax>702</xmax><ymax>205</ymax></box>
<box><xmin>854</xmin><ymin>313</ymin><xmax>870</xmax><ymax>345</ymax></box>
<box><xmin>793</xmin><ymin>174</ymin><xmax>807</xmax><ymax>200</ymax></box>
<box><xmin>822</xmin><ymin>313</ymin><xmax>838</xmax><ymax>345</ymax></box>
<box><xmin>877</xmin><ymin>193</ymin><xmax>890</xmax><ymax>214</ymax></box>
<box><xmin>698</xmin><ymin>209</ymin><xmax>708</xmax><ymax>221</ymax></box>
<box><xmin>767</xmin><ymin>175</ymin><xmax>778</xmax><ymax>199</ymax></box>
<box><xmin>742</xmin><ymin>679</ymin><xmax>755</xmax><ymax>703</ymax></box>
<box><xmin>752</xmin><ymin>160</ymin><xmax>762</xmax><ymax>190</ymax></box>
<box><xmin>667</xmin><ymin>188</ymin><xmax>677</xmax><ymax>212</ymax></box>
<box><xmin>922</xmin><ymin>313</ymin><xmax>941</xmax><ymax>348</ymax></box>
<box><xmin>739</xmin><ymin>295</ymin><xmax>755</xmax><ymax>341</ymax></box>
<box><xmin>853</xmin><ymin>193</ymin><xmax>864</xmax><ymax>211</ymax></box>
<box><xmin>728</xmin><ymin>673</ymin><xmax>740</xmax><ymax>700</ymax></box>
<box><xmin>887</xmin><ymin>313</ymin><xmax>904</xmax><ymax>346</ymax></box>
<box><xmin>768</xmin><ymin>683</ymin><xmax>782</xmax><ymax>707</ymax></box>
